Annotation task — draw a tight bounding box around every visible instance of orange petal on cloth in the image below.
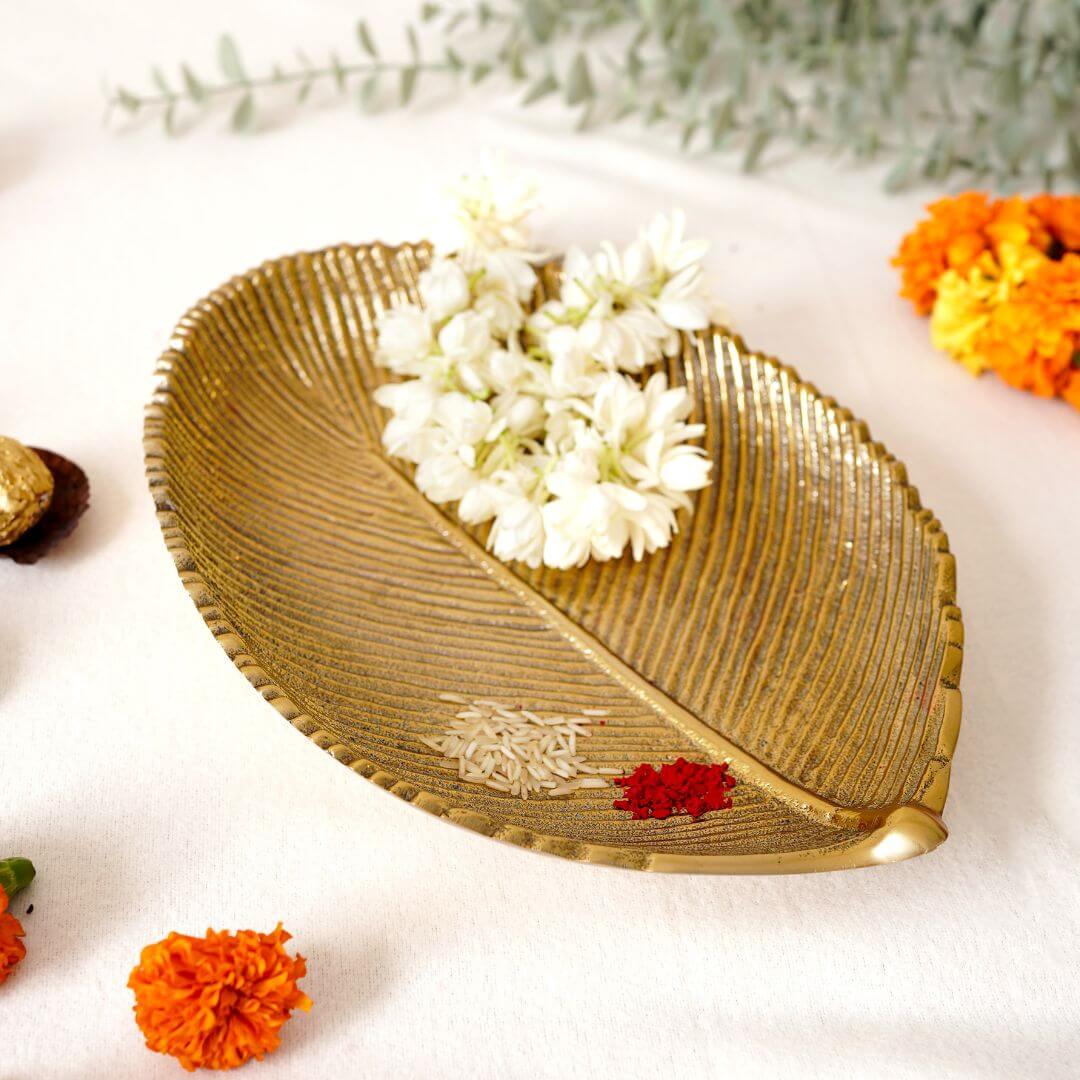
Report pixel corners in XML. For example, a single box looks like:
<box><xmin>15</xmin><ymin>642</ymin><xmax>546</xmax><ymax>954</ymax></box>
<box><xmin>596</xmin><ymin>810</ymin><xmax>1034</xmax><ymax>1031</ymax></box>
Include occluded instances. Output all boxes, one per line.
<box><xmin>128</xmin><ymin>924</ymin><xmax>312</xmax><ymax>1072</ymax></box>
<box><xmin>0</xmin><ymin>889</ymin><xmax>28</xmax><ymax>985</ymax></box>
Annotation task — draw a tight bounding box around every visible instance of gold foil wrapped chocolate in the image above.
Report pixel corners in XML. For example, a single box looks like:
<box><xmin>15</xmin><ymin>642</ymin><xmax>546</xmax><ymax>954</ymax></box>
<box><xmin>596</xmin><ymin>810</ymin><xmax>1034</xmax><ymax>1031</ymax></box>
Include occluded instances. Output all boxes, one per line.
<box><xmin>0</xmin><ymin>435</ymin><xmax>54</xmax><ymax>546</ymax></box>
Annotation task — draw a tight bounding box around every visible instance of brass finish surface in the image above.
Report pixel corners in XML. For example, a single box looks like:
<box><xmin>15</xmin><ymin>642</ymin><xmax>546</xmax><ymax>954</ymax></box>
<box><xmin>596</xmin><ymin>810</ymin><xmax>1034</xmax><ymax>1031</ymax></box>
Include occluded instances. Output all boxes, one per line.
<box><xmin>144</xmin><ymin>242</ymin><xmax>963</xmax><ymax>874</ymax></box>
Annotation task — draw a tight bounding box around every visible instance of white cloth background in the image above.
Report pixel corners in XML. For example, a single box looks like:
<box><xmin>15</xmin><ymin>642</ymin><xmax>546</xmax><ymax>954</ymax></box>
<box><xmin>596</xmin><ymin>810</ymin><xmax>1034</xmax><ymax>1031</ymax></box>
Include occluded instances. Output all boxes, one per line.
<box><xmin>3</xmin><ymin>4</ymin><xmax>1078</xmax><ymax>1078</ymax></box>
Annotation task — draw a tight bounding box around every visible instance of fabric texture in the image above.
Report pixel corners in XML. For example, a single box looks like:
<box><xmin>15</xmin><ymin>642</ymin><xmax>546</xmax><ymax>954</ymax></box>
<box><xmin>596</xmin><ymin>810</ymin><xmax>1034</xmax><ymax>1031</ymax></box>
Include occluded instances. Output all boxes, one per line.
<box><xmin>2</xmin><ymin>4</ymin><xmax>1078</xmax><ymax>1077</ymax></box>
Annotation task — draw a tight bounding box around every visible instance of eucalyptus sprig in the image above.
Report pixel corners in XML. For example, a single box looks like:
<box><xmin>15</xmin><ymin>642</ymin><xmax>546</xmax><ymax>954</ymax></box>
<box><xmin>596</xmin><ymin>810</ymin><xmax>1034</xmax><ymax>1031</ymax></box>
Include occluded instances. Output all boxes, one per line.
<box><xmin>107</xmin><ymin>0</ymin><xmax>1080</xmax><ymax>191</ymax></box>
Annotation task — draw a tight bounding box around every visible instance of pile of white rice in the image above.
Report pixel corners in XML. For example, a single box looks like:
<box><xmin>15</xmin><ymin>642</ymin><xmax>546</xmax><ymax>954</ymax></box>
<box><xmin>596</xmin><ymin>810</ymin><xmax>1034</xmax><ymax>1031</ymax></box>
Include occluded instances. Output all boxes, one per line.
<box><xmin>423</xmin><ymin>695</ymin><xmax>620</xmax><ymax>800</ymax></box>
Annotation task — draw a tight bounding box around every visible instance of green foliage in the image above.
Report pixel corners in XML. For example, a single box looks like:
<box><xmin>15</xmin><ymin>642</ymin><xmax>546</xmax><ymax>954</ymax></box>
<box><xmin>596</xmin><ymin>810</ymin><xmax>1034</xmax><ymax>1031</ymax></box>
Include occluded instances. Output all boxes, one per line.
<box><xmin>106</xmin><ymin>1</ymin><xmax>1080</xmax><ymax>191</ymax></box>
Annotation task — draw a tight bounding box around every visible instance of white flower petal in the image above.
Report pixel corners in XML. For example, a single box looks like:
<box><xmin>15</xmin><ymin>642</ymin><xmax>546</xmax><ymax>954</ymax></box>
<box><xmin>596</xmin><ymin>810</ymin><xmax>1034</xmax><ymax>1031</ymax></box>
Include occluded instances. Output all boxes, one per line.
<box><xmin>418</xmin><ymin>258</ymin><xmax>471</xmax><ymax>322</ymax></box>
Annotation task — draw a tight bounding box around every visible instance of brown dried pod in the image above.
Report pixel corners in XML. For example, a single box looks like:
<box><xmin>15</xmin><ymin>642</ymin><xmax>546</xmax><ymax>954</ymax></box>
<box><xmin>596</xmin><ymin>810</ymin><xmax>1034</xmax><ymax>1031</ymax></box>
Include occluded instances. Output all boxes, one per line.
<box><xmin>0</xmin><ymin>448</ymin><xmax>90</xmax><ymax>565</ymax></box>
<box><xmin>0</xmin><ymin>436</ymin><xmax>54</xmax><ymax>545</ymax></box>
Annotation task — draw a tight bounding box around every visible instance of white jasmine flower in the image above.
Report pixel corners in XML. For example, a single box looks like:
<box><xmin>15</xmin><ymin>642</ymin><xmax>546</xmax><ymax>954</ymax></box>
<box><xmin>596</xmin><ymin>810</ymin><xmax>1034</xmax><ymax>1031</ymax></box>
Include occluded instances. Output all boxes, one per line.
<box><xmin>459</xmin><ymin>465</ymin><xmax>547</xmax><ymax>568</ymax></box>
<box><xmin>558</xmin><ymin>246</ymin><xmax>603</xmax><ymax>312</ymax></box>
<box><xmin>555</xmin><ymin>243</ymin><xmax>678</xmax><ymax>370</ymax></box>
<box><xmin>415</xmin><ymin>453</ymin><xmax>477</xmax><ymax>504</ymax></box>
<box><xmin>639</xmin><ymin>209</ymin><xmax>710</xmax><ymax>279</ymax></box>
<box><xmin>623</xmin><ymin>491</ymin><xmax>683</xmax><ymax>561</ymax></box>
<box><xmin>373</xmin><ymin>379</ymin><xmax>441</xmax><ymax>463</ymax></box>
<box><xmin>418</xmin><ymin>258</ymin><xmax>471</xmax><ymax>322</ymax></box>
<box><xmin>485</xmin><ymin>345</ymin><xmax>530</xmax><ymax>393</ymax></box>
<box><xmin>473</xmin><ymin>288</ymin><xmax>526</xmax><ymax>340</ymax></box>
<box><xmin>474</xmin><ymin>247</ymin><xmax>538</xmax><ymax>302</ymax></box>
<box><xmin>635</xmin><ymin>210</ymin><xmax>713</xmax><ymax>341</ymax></box>
<box><xmin>656</xmin><ymin>442</ymin><xmax>712</xmax><ymax>493</ymax></box>
<box><xmin>541</xmin><ymin>437</ymin><xmax>692</xmax><ymax>565</ymax></box>
<box><xmin>542</xmin><ymin>322</ymin><xmax>606</xmax><ymax>397</ymax></box>
<box><xmin>375</xmin><ymin>305</ymin><xmax>435</xmax><ymax>376</ymax></box>
<box><xmin>542</xmin><ymin>454</ymin><xmax>650</xmax><ymax>567</ymax></box>
<box><xmin>654</xmin><ymin>266</ymin><xmax>711</xmax><ymax>332</ymax></box>
<box><xmin>490</xmin><ymin>489</ymin><xmax>545</xmax><ymax>568</ymax></box>
<box><xmin>374</xmin><ymin>165</ymin><xmax>719</xmax><ymax>570</ymax></box>
<box><xmin>560</xmin><ymin>243</ymin><xmax>649</xmax><ymax>310</ymax></box>
<box><xmin>438</xmin><ymin>310</ymin><xmax>493</xmax><ymax>366</ymax></box>
<box><xmin>438</xmin><ymin>152</ymin><xmax>539</xmax><ymax>254</ymax></box>
<box><xmin>576</xmin><ymin>299</ymin><xmax>670</xmax><ymax>372</ymax></box>
<box><xmin>436</xmin><ymin>310</ymin><xmax>495</xmax><ymax>396</ymax></box>
<box><xmin>487</xmin><ymin>391</ymin><xmax>546</xmax><ymax>440</ymax></box>
<box><xmin>591</xmin><ymin>371</ymin><xmax>711</xmax><ymax>497</ymax></box>
<box><xmin>413</xmin><ymin>392</ymin><xmax>493</xmax><ymax>503</ymax></box>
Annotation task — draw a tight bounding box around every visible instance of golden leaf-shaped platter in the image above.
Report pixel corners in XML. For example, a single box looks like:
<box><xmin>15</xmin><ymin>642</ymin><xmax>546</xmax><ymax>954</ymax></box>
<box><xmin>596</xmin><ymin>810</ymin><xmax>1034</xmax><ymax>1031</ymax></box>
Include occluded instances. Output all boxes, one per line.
<box><xmin>144</xmin><ymin>242</ymin><xmax>963</xmax><ymax>874</ymax></box>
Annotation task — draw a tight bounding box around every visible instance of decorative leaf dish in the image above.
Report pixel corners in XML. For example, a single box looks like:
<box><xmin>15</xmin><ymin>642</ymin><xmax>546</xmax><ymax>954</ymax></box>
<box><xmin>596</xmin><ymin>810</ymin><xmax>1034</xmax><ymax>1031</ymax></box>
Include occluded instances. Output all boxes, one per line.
<box><xmin>144</xmin><ymin>242</ymin><xmax>963</xmax><ymax>874</ymax></box>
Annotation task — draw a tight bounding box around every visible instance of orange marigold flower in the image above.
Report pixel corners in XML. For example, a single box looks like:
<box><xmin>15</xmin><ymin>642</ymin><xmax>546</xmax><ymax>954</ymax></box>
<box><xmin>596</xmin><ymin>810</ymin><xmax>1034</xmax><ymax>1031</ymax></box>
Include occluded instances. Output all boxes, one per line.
<box><xmin>0</xmin><ymin>889</ymin><xmax>27</xmax><ymax>985</ymax></box>
<box><xmin>976</xmin><ymin>253</ymin><xmax>1080</xmax><ymax>407</ymax></box>
<box><xmin>1029</xmin><ymin>194</ymin><xmax>1080</xmax><ymax>252</ymax></box>
<box><xmin>892</xmin><ymin>193</ymin><xmax>1052</xmax><ymax>315</ymax></box>
<box><xmin>892</xmin><ymin>192</ymin><xmax>996</xmax><ymax>315</ymax></box>
<box><xmin>129</xmin><ymin>924</ymin><xmax>312</xmax><ymax>1072</ymax></box>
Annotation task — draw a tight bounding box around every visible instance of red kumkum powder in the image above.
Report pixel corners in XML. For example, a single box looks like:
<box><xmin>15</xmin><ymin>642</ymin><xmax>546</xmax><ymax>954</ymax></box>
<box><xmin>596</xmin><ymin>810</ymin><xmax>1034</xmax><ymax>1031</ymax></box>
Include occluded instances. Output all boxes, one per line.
<box><xmin>613</xmin><ymin>758</ymin><xmax>736</xmax><ymax>820</ymax></box>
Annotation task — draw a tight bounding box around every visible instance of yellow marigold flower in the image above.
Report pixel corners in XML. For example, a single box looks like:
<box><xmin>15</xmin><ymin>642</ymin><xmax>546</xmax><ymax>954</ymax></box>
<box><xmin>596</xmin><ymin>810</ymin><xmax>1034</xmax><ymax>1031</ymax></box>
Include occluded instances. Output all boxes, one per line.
<box><xmin>977</xmin><ymin>253</ymin><xmax>1080</xmax><ymax>407</ymax></box>
<box><xmin>129</xmin><ymin>924</ymin><xmax>312</xmax><ymax>1072</ymax></box>
<box><xmin>929</xmin><ymin>243</ymin><xmax>1046</xmax><ymax>373</ymax></box>
<box><xmin>0</xmin><ymin>889</ymin><xmax>27</xmax><ymax>986</ymax></box>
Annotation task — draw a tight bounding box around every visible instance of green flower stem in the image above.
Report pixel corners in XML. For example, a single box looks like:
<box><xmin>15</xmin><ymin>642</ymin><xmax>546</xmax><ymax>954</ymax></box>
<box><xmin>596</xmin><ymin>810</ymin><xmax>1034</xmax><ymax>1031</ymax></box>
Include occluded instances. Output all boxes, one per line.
<box><xmin>0</xmin><ymin>857</ymin><xmax>35</xmax><ymax>900</ymax></box>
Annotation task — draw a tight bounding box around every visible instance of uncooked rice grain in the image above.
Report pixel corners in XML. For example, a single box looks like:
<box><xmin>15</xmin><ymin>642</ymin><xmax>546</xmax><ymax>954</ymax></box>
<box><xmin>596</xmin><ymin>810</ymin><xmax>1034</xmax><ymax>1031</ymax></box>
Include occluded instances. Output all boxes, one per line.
<box><xmin>421</xmin><ymin>698</ymin><xmax>618</xmax><ymax>801</ymax></box>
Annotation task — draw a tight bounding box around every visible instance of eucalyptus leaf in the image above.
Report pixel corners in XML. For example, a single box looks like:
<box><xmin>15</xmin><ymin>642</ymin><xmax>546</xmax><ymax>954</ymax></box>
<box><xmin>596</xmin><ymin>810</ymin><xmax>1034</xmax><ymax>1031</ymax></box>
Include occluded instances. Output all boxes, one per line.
<box><xmin>152</xmin><ymin>67</ymin><xmax>173</xmax><ymax>97</ymax></box>
<box><xmin>507</xmin><ymin>42</ymin><xmax>527</xmax><ymax>81</ymax></box>
<box><xmin>356</xmin><ymin>20</ymin><xmax>378</xmax><ymax>58</ymax></box>
<box><xmin>181</xmin><ymin>64</ymin><xmax>207</xmax><ymax>103</ymax></box>
<box><xmin>218</xmin><ymin>34</ymin><xmax>247</xmax><ymax>82</ymax></box>
<box><xmin>445</xmin><ymin>10</ymin><xmax>468</xmax><ymax>34</ymax></box>
<box><xmin>709</xmin><ymin>97</ymin><xmax>735</xmax><ymax>148</ymax></box>
<box><xmin>993</xmin><ymin>119</ymin><xmax>1027</xmax><ymax>168</ymax></box>
<box><xmin>114</xmin><ymin>86</ymin><xmax>141</xmax><ymax>113</ymax></box>
<box><xmin>231</xmin><ymin>92</ymin><xmax>256</xmax><ymax>132</ymax></box>
<box><xmin>331</xmin><ymin>53</ymin><xmax>347</xmax><ymax>93</ymax></box>
<box><xmin>525</xmin><ymin>0</ymin><xmax>556</xmax><ymax>43</ymax></box>
<box><xmin>564</xmin><ymin>52</ymin><xmax>594</xmax><ymax>105</ymax></box>
<box><xmin>884</xmin><ymin>155</ymin><xmax>916</xmax><ymax>193</ymax></box>
<box><xmin>741</xmin><ymin>128</ymin><xmax>772</xmax><ymax>172</ymax></box>
<box><xmin>400</xmin><ymin>65</ymin><xmax>419</xmax><ymax>105</ymax></box>
<box><xmin>1067</xmin><ymin>132</ymin><xmax>1080</xmax><ymax>181</ymax></box>
<box><xmin>522</xmin><ymin>72</ymin><xmax>559</xmax><ymax>106</ymax></box>
<box><xmin>108</xmin><ymin>0</ymin><xmax>1072</xmax><ymax>191</ymax></box>
<box><xmin>359</xmin><ymin>74</ymin><xmax>379</xmax><ymax>113</ymax></box>
<box><xmin>921</xmin><ymin>132</ymin><xmax>952</xmax><ymax>180</ymax></box>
